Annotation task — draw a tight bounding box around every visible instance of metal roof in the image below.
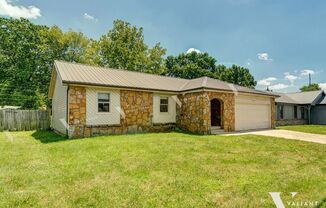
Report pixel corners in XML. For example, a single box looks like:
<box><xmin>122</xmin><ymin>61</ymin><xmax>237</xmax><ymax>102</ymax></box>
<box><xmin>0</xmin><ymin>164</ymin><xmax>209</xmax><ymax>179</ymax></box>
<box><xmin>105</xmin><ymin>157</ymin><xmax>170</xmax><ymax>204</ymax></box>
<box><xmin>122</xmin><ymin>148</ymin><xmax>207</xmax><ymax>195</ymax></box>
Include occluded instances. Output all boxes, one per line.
<box><xmin>274</xmin><ymin>92</ymin><xmax>300</xmax><ymax>104</ymax></box>
<box><xmin>275</xmin><ymin>90</ymin><xmax>325</xmax><ymax>104</ymax></box>
<box><xmin>54</xmin><ymin>60</ymin><xmax>277</xmax><ymax>96</ymax></box>
<box><xmin>55</xmin><ymin>60</ymin><xmax>188</xmax><ymax>92</ymax></box>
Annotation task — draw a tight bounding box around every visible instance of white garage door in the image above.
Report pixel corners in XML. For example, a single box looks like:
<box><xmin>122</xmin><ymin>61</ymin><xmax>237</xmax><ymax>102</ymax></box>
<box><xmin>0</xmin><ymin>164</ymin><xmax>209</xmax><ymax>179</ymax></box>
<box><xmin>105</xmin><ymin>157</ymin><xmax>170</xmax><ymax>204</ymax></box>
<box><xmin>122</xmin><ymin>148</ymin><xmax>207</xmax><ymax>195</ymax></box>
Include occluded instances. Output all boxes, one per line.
<box><xmin>235</xmin><ymin>95</ymin><xmax>271</xmax><ymax>131</ymax></box>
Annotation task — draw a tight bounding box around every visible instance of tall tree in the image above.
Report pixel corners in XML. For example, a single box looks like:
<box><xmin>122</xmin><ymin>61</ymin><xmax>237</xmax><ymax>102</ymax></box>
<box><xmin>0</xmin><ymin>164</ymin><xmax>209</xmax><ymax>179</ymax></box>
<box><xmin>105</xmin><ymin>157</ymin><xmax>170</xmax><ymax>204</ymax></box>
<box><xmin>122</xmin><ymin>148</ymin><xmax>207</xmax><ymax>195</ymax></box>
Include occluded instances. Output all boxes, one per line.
<box><xmin>0</xmin><ymin>18</ymin><xmax>102</xmax><ymax>108</ymax></box>
<box><xmin>62</xmin><ymin>31</ymin><xmax>91</xmax><ymax>63</ymax></box>
<box><xmin>300</xmin><ymin>83</ymin><xmax>321</xmax><ymax>92</ymax></box>
<box><xmin>215</xmin><ymin>65</ymin><xmax>256</xmax><ymax>88</ymax></box>
<box><xmin>98</xmin><ymin>20</ymin><xmax>166</xmax><ymax>74</ymax></box>
<box><xmin>0</xmin><ymin>18</ymin><xmax>53</xmax><ymax>108</ymax></box>
<box><xmin>83</xmin><ymin>40</ymin><xmax>102</xmax><ymax>66</ymax></box>
<box><xmin>165</xmin><ymin>52</ymin><xmax>216</xmax><ymax>79</ymax></box>
<box><xmin>165</xmin><ymin>51</ymin><xmax>256</xmax><ymax>88</ymax></box>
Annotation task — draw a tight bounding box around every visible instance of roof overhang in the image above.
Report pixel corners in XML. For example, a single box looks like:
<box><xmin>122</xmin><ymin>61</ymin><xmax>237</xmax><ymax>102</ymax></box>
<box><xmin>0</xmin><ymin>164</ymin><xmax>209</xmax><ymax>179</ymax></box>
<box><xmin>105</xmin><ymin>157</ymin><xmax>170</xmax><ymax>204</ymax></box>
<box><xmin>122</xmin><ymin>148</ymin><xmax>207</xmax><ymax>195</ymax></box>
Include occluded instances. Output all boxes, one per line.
<box><xmin>62</xmin><ymin>81</ymin><xmax>278</xmax><ymax>98</ymax></box>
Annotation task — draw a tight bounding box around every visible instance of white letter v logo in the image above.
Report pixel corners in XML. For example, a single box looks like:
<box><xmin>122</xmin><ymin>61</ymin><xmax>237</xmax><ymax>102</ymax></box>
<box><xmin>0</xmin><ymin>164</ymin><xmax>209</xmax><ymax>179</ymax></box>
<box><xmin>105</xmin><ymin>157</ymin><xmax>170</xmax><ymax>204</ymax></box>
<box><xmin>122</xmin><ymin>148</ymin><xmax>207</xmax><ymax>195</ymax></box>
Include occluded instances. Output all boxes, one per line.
<box><xmin>269</xmin><ymin>192</ymin><xmax>285</xmax><ymax>208</ymax></box>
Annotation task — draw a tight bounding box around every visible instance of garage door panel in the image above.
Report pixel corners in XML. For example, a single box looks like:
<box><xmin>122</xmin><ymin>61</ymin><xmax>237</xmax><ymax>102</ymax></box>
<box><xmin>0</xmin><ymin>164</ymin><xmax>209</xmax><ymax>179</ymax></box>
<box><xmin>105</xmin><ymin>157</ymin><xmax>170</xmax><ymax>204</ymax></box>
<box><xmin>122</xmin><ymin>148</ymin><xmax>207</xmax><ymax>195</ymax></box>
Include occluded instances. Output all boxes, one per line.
<box><xmin>235</xmin><ymin>95</ymin><xmax>271</xmax><ymax>131</ymax></box>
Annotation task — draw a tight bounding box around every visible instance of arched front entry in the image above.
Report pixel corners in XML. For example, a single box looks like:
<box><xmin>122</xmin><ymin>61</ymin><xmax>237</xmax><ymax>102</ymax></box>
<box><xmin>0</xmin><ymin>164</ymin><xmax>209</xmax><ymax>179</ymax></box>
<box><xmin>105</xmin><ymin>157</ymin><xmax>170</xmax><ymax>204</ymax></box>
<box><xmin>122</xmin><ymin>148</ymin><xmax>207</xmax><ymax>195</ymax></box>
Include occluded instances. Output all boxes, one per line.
<box><xmin>211</xmin><ymin>99</ymin><xmax>222</xmax><ymax>126</ymax></box>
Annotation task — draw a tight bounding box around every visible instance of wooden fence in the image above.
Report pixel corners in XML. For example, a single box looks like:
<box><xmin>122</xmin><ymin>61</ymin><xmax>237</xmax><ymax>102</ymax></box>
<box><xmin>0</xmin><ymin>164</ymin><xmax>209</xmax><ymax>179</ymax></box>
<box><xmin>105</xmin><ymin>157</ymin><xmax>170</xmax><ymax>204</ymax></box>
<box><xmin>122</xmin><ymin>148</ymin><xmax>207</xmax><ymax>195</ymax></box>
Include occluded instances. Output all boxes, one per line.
<box><xmin>0</xmin><ymin>109</ymin><xmax>50</xmax><ymax>131</ymax></box>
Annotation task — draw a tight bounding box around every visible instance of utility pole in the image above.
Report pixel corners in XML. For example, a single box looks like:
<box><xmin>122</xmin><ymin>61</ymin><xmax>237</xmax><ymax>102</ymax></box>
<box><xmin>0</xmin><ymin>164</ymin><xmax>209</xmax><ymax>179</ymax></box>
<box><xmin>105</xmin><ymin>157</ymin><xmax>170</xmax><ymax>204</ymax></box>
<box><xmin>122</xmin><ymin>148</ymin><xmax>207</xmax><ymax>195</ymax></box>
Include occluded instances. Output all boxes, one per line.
<box><xmin>309</xmin><ymin>73</ymin><xmax>312</xmax><ymax>86</ymax></box>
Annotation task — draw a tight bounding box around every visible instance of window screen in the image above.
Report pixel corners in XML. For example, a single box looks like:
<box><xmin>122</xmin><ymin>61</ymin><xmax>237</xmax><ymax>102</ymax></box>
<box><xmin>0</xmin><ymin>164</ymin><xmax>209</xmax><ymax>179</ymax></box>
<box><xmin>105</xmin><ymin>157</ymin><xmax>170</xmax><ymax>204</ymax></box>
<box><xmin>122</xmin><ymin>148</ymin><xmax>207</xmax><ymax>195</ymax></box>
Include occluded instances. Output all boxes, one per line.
<box><xmin>98</xmin><ymin>93</ymin><xmax>110</xmax><ymax>112</ymax></box>
<box><xmin>160</xmin><ymin>97</ymin><xmax>168</xmax><ymax>112</ymax></box>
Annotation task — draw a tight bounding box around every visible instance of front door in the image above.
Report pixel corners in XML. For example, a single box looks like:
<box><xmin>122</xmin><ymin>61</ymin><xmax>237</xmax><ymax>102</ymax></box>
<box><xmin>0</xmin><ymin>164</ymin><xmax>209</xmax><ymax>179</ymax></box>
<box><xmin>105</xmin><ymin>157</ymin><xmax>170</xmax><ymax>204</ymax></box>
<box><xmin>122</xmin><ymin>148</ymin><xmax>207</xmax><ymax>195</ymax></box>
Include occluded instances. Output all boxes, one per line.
<box><xmin>211</xmin><ymin>99</ymin><xmax>221</xmax><ymax>126</ymax></box>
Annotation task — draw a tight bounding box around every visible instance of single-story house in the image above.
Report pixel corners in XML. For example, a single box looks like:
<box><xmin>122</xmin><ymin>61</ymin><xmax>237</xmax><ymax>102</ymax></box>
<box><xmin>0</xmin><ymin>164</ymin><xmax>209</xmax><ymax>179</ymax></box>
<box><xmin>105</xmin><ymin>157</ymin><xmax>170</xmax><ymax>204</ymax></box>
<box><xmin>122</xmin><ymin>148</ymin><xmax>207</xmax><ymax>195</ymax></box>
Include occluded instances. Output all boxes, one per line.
<box><xmin>275</xmin><ymin>90</ymin><xmax>326</xmax><ymax>126</ymax></box>
<box><xmin>48</xmin><ymin>60</ymin><xmax>277</xmax><ymax>138</ymax></box>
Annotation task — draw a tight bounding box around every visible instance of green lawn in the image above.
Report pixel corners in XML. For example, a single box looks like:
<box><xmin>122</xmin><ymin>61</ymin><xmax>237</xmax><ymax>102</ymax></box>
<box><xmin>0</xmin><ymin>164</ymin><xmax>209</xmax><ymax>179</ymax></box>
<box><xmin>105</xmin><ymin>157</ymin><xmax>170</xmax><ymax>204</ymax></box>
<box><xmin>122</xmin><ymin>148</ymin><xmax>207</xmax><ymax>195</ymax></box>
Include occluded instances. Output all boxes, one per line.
<box><xmin>278</xmin><ymin>125</ymin><xmax>326</xmax><ymax>135</ymax></box>
<box><xmin>0</xmin><ymin>131</ymin><xmax>326</xmax><ymax>208</ymax></box>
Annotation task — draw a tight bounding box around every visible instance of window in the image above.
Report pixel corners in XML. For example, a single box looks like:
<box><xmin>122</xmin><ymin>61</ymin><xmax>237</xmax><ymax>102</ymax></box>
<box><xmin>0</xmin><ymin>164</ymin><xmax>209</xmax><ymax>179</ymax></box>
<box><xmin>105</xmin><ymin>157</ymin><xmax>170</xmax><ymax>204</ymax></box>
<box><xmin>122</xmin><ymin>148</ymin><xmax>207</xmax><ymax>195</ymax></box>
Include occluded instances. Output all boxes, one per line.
<box><xmin>279</xmin><ymin>105</ymin><xmax>284</xmax><ymax>119</ymax></box>
<box><xmin>294</xmin><ymin>106</ymin><xmax>298</xmax><ymax>119</ymax></box>
<box><xmin>160</xmin><ymin>97</ymin><xmax>169</xmax><ymax>112</ymax></box>
<box><xmin>301</xmin><ymin>107</ymin><xmax>305</xmax><ymax>119</ymax></box>
<box><xmin>98</xmin><ymin>93</ymin><xmax>110</xmax><ymax>112</ymax></box>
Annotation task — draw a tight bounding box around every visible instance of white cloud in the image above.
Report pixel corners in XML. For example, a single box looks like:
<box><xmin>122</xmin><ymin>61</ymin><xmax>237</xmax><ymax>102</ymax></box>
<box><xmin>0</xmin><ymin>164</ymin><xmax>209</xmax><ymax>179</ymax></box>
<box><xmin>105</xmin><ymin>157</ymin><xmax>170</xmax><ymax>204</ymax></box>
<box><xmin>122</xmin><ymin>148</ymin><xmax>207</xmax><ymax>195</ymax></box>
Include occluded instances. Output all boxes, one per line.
<box><xmin>284</xmin><ymin>72</ymin><xmax>299</xmax><ymax>85</ymax></box>
<box><xmin>320</xmin><ymin>83</ymin><xmax>326</xmax><ymax>90</ymax></box>
<box><xmin>186</xmin><ymin>48</ymin><xmax>201</xmax><ymax>54</ymax></box>
<box><xmin>257</xmin><ymin>77</ymin><xmax>277</xmax><ymax>86</ymax></box>
<box><xmin>0</xmin><ymin>0</ymin><xmax>41</xmax><ymax>19</ymax></box>
<box><xmin>257</xmin><ymin>52</ymin><xmax>273</xmax><ymax>61</ymax></box>
<box><xmin>269</xmin><ymin>83</ymin><xmax>289</xmax><ymax>90</ymax></box>
<box><xmin>83</xmin><ymin>13</ymin><xmax>98</xmax><ymax>22</ymax></box>
<box><xmin>300</xmin><ymin>69</ymin><xmax>315</xmax><ymax>76</ymax></box>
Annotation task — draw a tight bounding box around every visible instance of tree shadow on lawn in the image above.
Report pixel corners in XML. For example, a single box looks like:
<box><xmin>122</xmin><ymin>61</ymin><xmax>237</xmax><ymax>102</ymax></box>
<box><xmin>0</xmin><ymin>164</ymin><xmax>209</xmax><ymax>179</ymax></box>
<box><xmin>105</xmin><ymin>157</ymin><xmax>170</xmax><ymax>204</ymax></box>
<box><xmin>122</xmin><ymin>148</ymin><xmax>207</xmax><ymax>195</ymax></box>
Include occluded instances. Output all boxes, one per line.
<box><xmin>31</xmin><ymin>129</ymin><xmax>208</xmax><ymax>144</ymax></box>
<box><xmin>32</xmin><ymin>131</ymin><xmax>68</xmax><ymax>143</ymax></box>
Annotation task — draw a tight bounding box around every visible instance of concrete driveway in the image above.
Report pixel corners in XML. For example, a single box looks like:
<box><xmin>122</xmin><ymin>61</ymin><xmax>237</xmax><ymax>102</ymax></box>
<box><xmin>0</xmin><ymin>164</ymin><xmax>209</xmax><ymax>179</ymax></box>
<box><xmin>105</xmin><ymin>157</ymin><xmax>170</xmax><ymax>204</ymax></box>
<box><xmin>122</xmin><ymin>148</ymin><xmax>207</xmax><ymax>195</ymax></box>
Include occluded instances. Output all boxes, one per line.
<box><xmin>226</xmin><ymin>129</ymin><xmax>326</xmax><ymax>144</ymax></box>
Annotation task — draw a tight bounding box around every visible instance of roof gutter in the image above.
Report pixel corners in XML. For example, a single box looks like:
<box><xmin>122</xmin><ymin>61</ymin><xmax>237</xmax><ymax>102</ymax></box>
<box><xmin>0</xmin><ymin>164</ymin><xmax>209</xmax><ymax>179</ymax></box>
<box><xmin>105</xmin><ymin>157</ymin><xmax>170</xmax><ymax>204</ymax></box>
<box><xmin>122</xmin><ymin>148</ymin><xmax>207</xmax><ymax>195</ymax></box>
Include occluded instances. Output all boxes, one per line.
<box><xmin>62</xmin><ymin>81</ymin><xmax>181</xmax><ymax>94</ymax></box>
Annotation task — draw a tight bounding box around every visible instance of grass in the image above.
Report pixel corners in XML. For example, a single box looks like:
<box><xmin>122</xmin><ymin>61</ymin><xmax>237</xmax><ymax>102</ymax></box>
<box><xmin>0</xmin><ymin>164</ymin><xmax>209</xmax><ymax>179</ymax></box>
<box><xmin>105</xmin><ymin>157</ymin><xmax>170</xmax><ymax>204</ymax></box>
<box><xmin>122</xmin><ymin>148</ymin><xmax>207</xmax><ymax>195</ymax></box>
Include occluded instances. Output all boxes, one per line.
<box><xmin>0</xmin><ymin>131</ymin><xmax>326</xmax><ymax>207</ymax></box>
<box><xmin>278</xmin><ymin>125</ymin><xmax>326</xmax><ymax>135</ymax></box>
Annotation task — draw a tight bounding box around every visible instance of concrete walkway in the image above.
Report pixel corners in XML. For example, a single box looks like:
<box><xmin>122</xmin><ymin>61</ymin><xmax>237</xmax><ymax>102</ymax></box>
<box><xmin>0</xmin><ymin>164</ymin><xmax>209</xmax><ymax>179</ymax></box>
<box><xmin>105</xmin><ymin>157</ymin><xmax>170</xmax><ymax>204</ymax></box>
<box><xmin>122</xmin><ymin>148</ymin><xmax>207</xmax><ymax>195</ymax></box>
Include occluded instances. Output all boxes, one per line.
<box><xmin>226</xmin><ymin>129</ymin><xmax>326</xmax><ymax>144</ymax></box>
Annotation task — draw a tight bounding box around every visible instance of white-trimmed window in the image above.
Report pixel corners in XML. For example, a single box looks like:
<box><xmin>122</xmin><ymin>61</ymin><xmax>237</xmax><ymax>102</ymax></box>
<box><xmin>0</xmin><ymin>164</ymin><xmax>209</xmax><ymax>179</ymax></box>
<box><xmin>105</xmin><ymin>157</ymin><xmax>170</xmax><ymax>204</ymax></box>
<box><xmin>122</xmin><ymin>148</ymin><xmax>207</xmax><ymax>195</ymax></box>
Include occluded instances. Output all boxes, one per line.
<box><xmin>98</xmin><ymin>93</ymin><xmax>110</xmax><ymax>112</ymax></box>
<box><xmin>160</xmin><ymin>97</ymin><xmax>169</xmax><ymax>113</ymax></box>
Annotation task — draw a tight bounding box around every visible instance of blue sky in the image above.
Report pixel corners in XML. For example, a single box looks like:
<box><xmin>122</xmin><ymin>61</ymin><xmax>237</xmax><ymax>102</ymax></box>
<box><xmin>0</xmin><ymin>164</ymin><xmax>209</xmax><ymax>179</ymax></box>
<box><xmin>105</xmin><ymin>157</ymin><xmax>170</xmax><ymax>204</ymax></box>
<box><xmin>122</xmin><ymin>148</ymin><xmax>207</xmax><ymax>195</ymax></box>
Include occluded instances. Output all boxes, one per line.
<box><xmin>1</xmin><ymin>0</ymin><xmax>326</xmax><ymax>92</ymax></box>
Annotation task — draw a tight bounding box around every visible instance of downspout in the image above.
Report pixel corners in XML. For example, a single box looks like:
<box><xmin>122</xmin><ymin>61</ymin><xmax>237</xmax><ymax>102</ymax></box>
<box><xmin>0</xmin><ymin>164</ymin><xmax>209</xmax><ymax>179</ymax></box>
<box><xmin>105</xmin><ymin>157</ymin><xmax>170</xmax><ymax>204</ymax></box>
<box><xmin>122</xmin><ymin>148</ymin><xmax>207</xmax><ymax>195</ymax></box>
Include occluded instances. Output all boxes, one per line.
<box><xmin>66</xmin><ymin>86</ymin><xmax>69</xmax><ymax>136</ymax></box>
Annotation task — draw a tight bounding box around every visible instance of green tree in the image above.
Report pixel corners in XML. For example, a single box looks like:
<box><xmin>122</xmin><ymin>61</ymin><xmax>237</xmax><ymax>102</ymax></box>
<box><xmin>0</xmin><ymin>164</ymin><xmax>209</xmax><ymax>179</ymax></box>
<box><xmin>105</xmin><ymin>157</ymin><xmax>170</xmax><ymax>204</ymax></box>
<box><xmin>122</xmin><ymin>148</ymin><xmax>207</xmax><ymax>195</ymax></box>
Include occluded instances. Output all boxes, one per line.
<box><xmin>0</xmin><ymin>18</ymin><xmax>101</xmax><ymax>109</ymax></box>
<box><xmin>0</xmin><ymin>18</ymin><xmax>52</xmax><ymax>108</ymax></box>
<box><xmin>62</xmin><ymin>31</ymin><xmax>91</xmax><ymax>63</ymax></box>
<box><xmin>84</xmin><ymin>39</ymin><xmax>102</xmax><ymax>66</ymax></box>
<box><xmin>165</xmin><ymin>52</ymin><xmax>216</xmax><ymax>79</ymax></box>
<box><xmin>165</xmin><ymin>51</ymin><xmax>256</xmax><ymax>88</ymax></box>
<box><xmin>0</xmin><ymin>17</ymin><xmax>257</xmax><ymax>109</ymax></box>
<box><xmin>98</xmin><ymin>20</ymin><xmax>166</xmax><ymax>74</ymax></box>
<box><xmin>300</xmin><ymin>83</ymin><xmax>321</xmax><ymax>92</ymax></box>
<box><xmin>42</xmin><ymin>26</ymin><xmax>100</xmax><ymax>66</ymax></box>
<box><xmin>215</xmin><ymin>65</ymin><xmax>256</xmax><ymax>88</ymax></box>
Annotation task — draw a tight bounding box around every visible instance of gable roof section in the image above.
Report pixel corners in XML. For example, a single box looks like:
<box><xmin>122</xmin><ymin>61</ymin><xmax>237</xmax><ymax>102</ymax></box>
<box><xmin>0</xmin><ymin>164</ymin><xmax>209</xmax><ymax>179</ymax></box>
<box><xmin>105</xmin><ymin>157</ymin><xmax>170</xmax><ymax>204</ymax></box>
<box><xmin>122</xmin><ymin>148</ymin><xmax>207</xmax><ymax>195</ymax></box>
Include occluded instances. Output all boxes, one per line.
<box><xmin>276</xmin><ymin>90</ymin><xmax>325</xmax><ymax>105</ymax></box>
<box><xmin>181</xmin><ymin>76</ymin><xmax>275</xmax><ymax>96</ymax></box>
<box><xmin>54</xmin><ymin>60</ymin><xmax>276</xmax><ymax>97</ymax></box>
<box><xmin>316</xmin><ymin>93</ymin><xmax>326</xmax><ymax>105</ymax></box>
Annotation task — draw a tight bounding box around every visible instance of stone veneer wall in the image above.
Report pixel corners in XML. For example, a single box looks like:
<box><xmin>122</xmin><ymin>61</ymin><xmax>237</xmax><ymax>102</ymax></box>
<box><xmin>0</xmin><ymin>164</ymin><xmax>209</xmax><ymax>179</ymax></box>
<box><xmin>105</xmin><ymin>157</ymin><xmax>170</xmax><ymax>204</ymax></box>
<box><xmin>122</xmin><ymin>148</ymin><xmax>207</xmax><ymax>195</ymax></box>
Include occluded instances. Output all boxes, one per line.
<box><xmin>176</xmin><ymin>92</ymin><xmax>210</xmax><ymax>134</ymax></box>
<box><xmin>276</xmin><ymin>119</ymin><xmax>308</xmax><ymax>126</ymax></box>
<box><xmin>67</xmin><ymin>86</ymin><xmax>273</xmax><ymax>138</ymax></box>
<box><xmin>68</xmin><ymin>87</ymin><xmax>175</xmax><ymax>138</ymax></box>
<box><xmin>176</xmin><ymin>91</ymin><xmax>235</xmax><ymax>134</ymax></box>
<box><xmin>68</xmin><ymin>86</ymin><xmax>87</xmax><ymax>138</ymax></box>
<box><xmin>206</xmin><ymin>91</ymin><xmax>235</xmax><ymax>132</ymax></box>
<box><xmin>271</xmin><ymin>98</ymin><xmax>276</xmax><ymax>129</ymax></box>
<box><xmin>119</xmin><ymin>90</ymin><xmax>153</xmax><ymax>133</ymax></box>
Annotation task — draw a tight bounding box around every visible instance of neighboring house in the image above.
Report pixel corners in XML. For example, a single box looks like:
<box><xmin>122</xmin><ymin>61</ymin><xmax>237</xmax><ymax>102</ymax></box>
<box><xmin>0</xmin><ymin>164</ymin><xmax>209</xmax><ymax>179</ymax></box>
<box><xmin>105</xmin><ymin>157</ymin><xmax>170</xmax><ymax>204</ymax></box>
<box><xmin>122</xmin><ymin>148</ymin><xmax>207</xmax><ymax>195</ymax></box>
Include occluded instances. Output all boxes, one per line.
<box><xmin>48</xmin><ymin>61</ymin><xmax>277</xmax><ymax>138</ymax></box>
<box><xmin>275</xmin><ymin>90</ymin><xmax>326</xmax><ymax>126</ymax></box>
